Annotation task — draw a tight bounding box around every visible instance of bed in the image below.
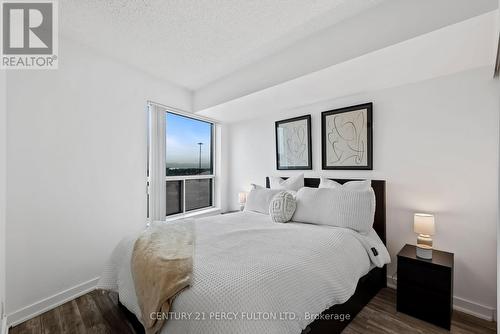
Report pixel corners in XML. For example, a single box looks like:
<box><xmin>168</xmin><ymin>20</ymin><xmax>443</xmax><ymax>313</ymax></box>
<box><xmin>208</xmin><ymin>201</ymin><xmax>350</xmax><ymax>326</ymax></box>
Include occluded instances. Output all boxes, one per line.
<box><xmin>100</xmin><ymin>178</ymin><xmax>387</xmax><ymax>334</ymax></box>
<box><xmin>273</xmin><ymin>178</ymin><xmax>387</xmax><ymax>334</ymax></box>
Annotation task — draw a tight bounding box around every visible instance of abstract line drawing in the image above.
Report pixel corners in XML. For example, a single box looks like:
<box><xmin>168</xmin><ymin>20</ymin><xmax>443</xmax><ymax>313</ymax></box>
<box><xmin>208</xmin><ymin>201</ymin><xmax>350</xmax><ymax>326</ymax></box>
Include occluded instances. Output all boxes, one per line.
<box><xmin>275</xmin><ymin>115</ymin><xmax>312</xmax><ymax>170</ymax></box>
<box><xmin>322</xmin><ymin>103</ymin><xmax>372</xmax><ymax>170</ymax></box>
<box><xmin>284</xmin><ymin>124</ymin><xmax>307</xmax><ymax>165</ymax></box>
<box><xmin>327</xmin><ymin>111</ymin><xmax>366</xmax><ymax>165</ymax></box>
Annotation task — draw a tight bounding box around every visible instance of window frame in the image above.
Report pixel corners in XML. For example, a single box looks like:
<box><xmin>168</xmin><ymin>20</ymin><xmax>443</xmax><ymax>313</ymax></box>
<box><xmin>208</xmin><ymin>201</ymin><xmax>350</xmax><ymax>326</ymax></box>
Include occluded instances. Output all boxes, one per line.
<box><xmin>147</xmin><ymin>102</ymin><xmax>217</xmax><ymax>221</ymax></box>
<box><xmin>165</xmin><ymin>112</ymin><xmax>216</xmax><ymax>217</ymax></box>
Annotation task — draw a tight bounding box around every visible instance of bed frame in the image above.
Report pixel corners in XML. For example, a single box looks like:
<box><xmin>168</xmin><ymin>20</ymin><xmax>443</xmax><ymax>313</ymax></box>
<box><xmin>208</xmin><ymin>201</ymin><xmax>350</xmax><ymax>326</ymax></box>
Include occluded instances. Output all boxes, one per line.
<box><xmin>120</xmin><ymin>177</ymin><xmax>387</xmax><ymax>334</ymax></box>
<box><xmin>265</xmin><ymin>177</ymin><xmax>387</xmax><ymax>334</ymax></box>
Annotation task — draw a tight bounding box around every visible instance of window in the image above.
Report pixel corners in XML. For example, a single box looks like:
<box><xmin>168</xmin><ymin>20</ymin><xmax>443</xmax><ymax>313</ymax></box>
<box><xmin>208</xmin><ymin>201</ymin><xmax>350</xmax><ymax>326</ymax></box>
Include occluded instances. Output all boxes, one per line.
<box><xmin>148</xmin><ymin>103</ymin><xmax>216</xmax><ymax>220</ymax></box>
<box><xmin>165</xmin><ymin>112</ymin><xmax>214</xmax><ymax>215</ymax></box>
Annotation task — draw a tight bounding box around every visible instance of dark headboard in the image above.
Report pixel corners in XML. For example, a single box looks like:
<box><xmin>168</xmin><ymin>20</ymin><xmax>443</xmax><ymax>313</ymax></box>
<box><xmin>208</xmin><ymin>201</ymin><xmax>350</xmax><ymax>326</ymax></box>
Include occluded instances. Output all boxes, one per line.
<box><xmin>265</xmin><ymin>177</ymin><xmax>386</xmax><ymax>245</ymax></box>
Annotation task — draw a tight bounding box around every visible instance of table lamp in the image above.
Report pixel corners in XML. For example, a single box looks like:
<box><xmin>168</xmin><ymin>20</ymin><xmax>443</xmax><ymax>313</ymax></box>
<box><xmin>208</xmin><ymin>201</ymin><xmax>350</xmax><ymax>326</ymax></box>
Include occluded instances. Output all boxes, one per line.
<box><xmin>414</xmin><ymin>213</ymin><xmax>435</xmax><ymax>259</ymax></box>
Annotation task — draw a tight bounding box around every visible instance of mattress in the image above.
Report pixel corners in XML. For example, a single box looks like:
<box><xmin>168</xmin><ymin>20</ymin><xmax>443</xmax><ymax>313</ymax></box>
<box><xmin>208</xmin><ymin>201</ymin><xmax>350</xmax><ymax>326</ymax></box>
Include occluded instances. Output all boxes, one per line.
<box><xmin>98</xmin><ymin>211</ymin><xmax>389</xmax><ymax>334</ymax></box>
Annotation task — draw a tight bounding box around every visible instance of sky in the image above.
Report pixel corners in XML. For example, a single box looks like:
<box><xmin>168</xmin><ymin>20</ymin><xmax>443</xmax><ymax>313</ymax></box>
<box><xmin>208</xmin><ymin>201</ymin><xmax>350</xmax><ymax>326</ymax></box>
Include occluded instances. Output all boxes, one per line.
<box><xmin>166</xmin><ymin>112</ymin><xmax>212</xmax><ymax>168</ymax></box>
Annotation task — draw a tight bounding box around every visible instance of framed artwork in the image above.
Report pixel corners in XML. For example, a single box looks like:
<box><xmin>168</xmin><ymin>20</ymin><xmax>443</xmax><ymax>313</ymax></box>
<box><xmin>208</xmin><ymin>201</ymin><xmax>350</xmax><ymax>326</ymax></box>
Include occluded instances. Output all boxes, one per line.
<box><xmin>275</xmin><ymin>115</ymin><xmax>312</xmax><ymax>170</ymax></box>
<box><xmin>321</xmin><ymin>103</ymin><xmax>373</xmax><ymax>170</ymax></box>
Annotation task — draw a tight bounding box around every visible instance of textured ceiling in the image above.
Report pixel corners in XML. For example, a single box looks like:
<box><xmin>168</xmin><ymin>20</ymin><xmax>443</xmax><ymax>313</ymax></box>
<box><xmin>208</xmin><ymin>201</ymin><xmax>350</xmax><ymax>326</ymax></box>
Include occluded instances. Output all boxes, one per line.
<box><xmin>60</xmin><ymin>0</ymin><xmax>385</xmax><ymax>90</ymax></box>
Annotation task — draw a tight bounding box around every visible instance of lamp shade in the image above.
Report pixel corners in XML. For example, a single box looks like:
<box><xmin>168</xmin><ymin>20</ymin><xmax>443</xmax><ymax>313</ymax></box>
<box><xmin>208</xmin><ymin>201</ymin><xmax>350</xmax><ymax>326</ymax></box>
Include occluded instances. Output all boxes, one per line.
<box><xmin>238</xmin><ymin>192</ymin><xmax>248</xmax><ymax>204</ymax></box>
<box><xmin>413</xmin><ymin>213</ymin><xmax>435</xmax><ymax>235</ymax></box>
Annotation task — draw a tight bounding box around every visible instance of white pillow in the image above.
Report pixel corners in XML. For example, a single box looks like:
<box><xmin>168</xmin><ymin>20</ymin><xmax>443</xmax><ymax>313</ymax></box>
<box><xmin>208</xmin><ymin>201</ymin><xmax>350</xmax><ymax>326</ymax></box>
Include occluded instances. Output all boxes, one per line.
<box><xmin>244</xmin><ymin>187</ymin><xmax>282</xmax><ymax>215</ymax></box>
<box><xmin>292</xmin><ymin>187</ymin><xmax>375</xmax><ymax>233</ymax></box>
<box><xmin>319</xmin><ymin>178</ymin><xmax>371</xmax><ymax>191</ymax></box>
<box><xmin>251</xmin><ymin>183</ymin><xmax>296</xmax><ymax>198</ymax></box>
<box><xmin>269</xmin><ymin>174</ymin><xmax>304</xmax><ymax>192</ymax></box>
<box><xmin>269</xmin><ymin>192</ymin><xmax>296</xmax><ymax>223</ymax></box>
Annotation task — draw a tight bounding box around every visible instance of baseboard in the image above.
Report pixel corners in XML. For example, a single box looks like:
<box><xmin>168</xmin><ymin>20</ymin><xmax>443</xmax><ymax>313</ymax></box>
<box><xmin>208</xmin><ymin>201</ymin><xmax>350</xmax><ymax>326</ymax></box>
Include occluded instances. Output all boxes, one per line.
<box><xmin>7</xmin><ymin>277</ymin><xmax>99</xmax><ymax>328</ymax></box>
<box><xmin>387</xmin><ymin>276</ymin><xmax>496</xmax><ymax>321</ymax></box>
<box><xmin>454</xmin><ymin>296</ymin><xmax>496</xmax><ymax>321</ymax></box>
<box><xmin>1</xmin><ymin>316</ymin><xmax>7</xmax><ymax>334</ymax></box>
<box><xmin>386</xmin><ymin>275</ymin><xmax>397</xmax><ymax>289</ymax></box>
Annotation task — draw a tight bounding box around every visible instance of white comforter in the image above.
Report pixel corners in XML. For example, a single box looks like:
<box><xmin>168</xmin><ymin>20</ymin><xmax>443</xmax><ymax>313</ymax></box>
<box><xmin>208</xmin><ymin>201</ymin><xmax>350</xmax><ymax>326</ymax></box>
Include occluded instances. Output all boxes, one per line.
<box><xmin>98</xmin><ymin>211</ymin><xmax>390</xmax><ymax>334</ymax></box>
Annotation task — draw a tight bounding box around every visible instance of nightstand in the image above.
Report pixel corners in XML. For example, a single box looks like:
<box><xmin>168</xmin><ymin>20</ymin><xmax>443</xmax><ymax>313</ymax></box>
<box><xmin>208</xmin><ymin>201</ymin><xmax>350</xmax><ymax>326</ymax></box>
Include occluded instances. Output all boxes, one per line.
<box><xmin>396</xmin><ymin>244</ymin><xmax>454</xmax><ymax>329</ymax></box>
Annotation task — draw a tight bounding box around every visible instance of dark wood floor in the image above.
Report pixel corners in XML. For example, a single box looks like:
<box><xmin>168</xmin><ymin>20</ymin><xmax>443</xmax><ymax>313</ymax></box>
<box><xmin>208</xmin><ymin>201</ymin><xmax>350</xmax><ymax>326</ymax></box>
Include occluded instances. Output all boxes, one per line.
<box><xmin>11</xmin><ymin>288</ymin><xmax>496</xmax><ymax>334</ymax></box>
<box><xmin>344</xmin><ymin>288</ymin><xmax>496</xmax><ymax>334</ymax></box>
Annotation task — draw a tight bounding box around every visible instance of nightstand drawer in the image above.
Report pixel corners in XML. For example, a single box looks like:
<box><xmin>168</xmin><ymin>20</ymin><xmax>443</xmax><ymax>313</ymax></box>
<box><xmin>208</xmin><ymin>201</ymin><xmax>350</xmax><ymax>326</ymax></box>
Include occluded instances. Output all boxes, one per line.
<box><xmin>397</xmin><ymin>281</ymin><xmax>452</xmax><ymax>329</ymax></box>
<box><xmin>398</xmin><ymin>258</ymin><xmax>451</xmax><ymax>293</ymax></box>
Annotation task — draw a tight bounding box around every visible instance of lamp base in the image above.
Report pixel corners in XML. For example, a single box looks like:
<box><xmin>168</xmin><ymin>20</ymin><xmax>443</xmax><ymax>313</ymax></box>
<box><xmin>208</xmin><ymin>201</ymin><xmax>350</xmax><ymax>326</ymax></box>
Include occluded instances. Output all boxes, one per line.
<box><xmin>416</xmin><ymin>244</ymin><xmax>433</xmax><ymax>259</ymax></box>
<box><xmin>417</xmin><ymin>234</ymin><xmax>433</xmax><ymax>247</ymax></box>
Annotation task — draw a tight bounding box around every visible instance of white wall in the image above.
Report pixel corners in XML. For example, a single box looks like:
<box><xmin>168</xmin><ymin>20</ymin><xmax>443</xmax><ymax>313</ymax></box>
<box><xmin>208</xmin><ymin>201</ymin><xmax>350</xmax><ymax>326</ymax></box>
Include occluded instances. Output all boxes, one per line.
<box><xmin>227</xmin><ymin>67</ymin><xmax>499</xmax><ymax>318</ymax></box>
<box><xmin>497</xmin><ymin>1</ymin><xmax>500</xmax><ymax>328</ymax></box>
<box><xmin>216</xmin><ymin>124</ymin><xmax>230</xmax><ymax>213</ymax></box>
<box><xmin>5</xmin><ymin>38</ymin><xmax>191</xmax><ymax>323</ymax></box>
<box><xmin>0</xmin><ymin>69</ymin><xmax>6</xmax><ymax>330</ymax></box>
<box><xmin>497</xmin><ymin>1</ymin><xmax>499</xmax><ymax>328</ymax></box>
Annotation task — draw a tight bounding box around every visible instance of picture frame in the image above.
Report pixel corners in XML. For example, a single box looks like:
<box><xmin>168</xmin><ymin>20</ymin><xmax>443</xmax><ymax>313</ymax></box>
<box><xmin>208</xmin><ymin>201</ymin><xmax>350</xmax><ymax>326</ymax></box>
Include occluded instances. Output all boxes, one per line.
<box><xmin>321</xmin><ymin>103</ymin><xmax>373</xmax><ymax>170</ymax></box>
<box><xmin>275</xmin><ymin>115</ymin><xmax>312</xmax><ymax>170</ymax></box>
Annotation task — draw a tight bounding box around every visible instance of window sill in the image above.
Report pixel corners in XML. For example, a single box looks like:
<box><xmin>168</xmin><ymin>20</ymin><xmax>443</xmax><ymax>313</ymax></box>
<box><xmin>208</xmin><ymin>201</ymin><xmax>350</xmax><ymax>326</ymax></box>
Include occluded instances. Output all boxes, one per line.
<box><xmin>164</xmin><ymin>207</ymin><xmax>221</xmax><ymax>222</ymax></box>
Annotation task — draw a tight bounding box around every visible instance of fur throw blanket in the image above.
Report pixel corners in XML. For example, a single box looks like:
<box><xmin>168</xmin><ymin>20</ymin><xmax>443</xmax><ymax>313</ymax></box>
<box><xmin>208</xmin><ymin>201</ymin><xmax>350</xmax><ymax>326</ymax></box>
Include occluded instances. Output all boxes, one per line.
<box><xmin>131</xmin><ymin>220</ymin><xmax>194</xmax><ymax>334</ymax></box>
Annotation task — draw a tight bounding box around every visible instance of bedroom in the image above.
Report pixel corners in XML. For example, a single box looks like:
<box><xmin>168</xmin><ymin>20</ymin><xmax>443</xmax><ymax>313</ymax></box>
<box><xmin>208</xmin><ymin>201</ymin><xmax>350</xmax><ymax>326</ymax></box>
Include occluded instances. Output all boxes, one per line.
<box><xmin>1</xmin><ymin>0</ymin><xmax>500</xmax><ymax>333</ymax></box>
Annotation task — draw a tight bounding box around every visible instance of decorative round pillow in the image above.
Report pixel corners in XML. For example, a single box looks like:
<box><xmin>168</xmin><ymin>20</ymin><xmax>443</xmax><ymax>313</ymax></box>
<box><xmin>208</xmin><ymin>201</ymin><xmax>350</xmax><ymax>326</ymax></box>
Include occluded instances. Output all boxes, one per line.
<box><xmin>269</xmin><ymin>191</ymin><xmax>296</xmax><ymax>223</ymax></box>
